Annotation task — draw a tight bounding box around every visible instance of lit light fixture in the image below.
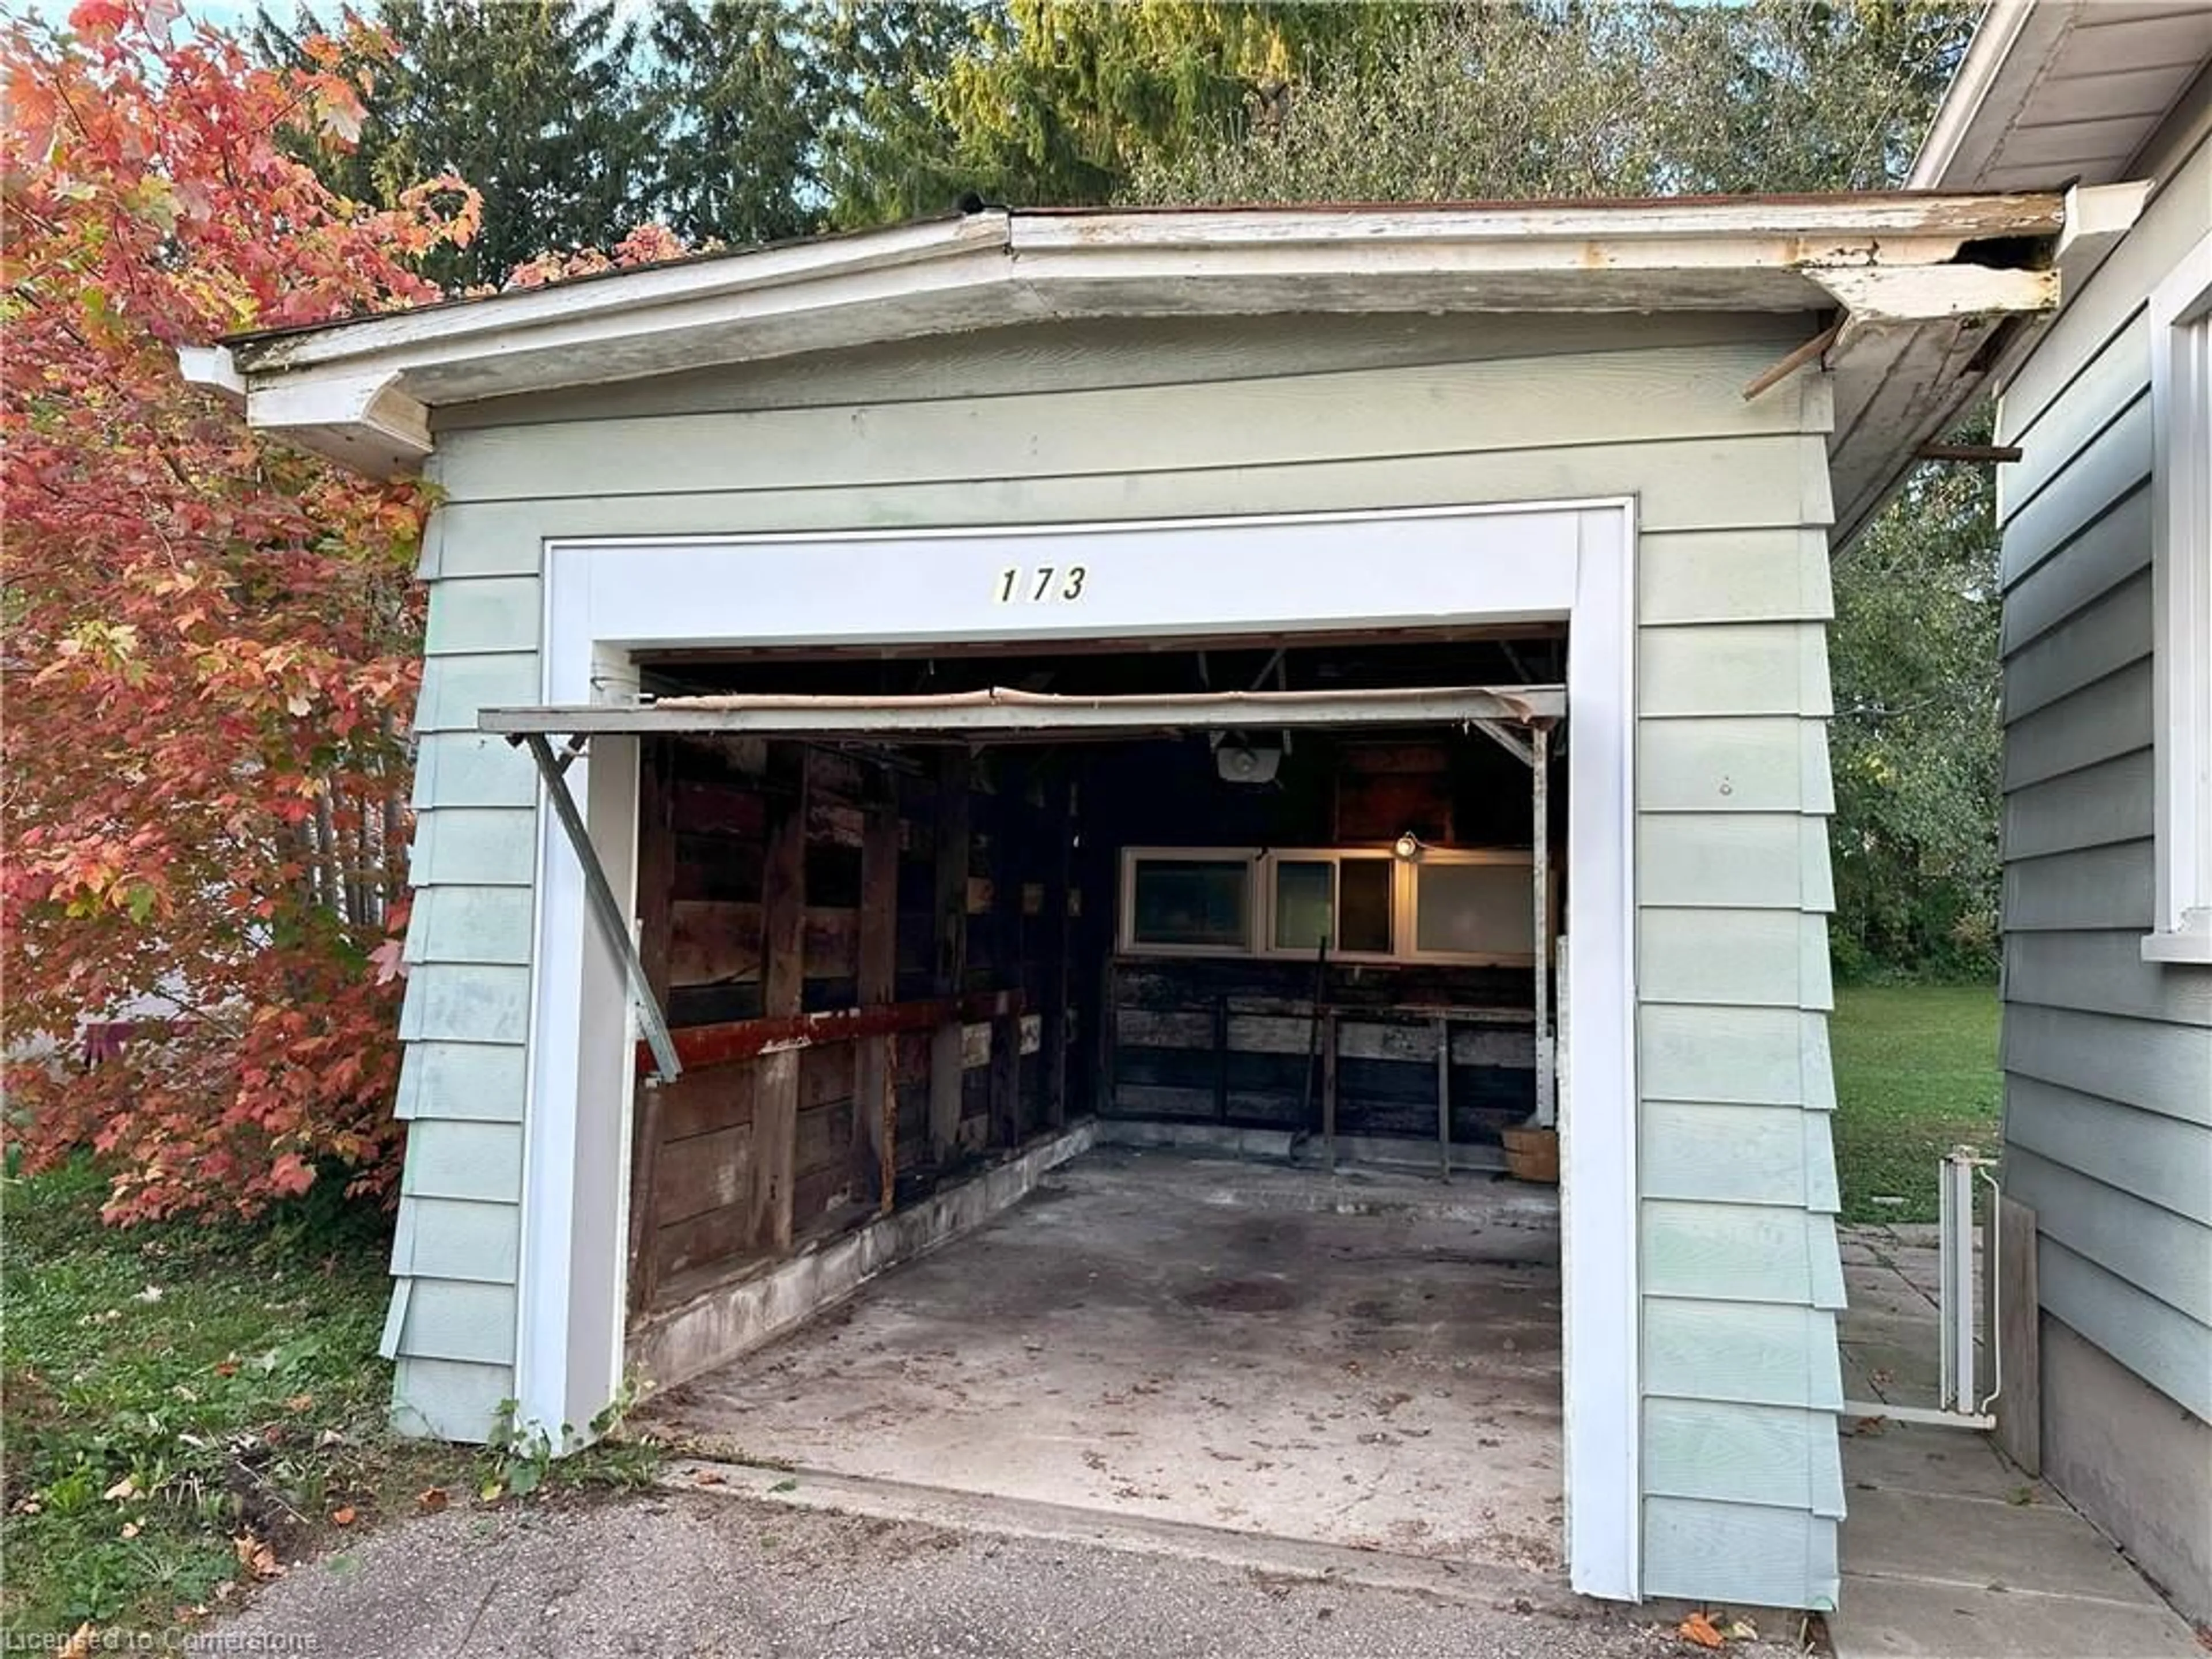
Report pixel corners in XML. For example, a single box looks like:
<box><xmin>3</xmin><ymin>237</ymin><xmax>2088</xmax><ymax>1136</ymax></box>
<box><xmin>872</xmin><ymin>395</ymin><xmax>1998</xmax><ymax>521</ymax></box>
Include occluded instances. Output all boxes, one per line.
<box><xmin>1393</xmin><ymin>831</ymin><xmax>1425</xmax><ymax>862</ymax></box>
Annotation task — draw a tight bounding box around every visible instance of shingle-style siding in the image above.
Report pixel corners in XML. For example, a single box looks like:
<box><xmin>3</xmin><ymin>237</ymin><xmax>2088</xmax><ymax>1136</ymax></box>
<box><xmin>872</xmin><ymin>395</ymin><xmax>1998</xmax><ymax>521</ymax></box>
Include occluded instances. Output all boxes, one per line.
<box><xmin>396</xmin><ymin>308</ymin><xmax>1847</xmax><ymax>1607</ymax></box>
<box><xmin>1994</xmin><ymin>121</ymin><xmax>2212</xmax><ymax>1432</ymax></box>
<box><xmin>385</xmin><ymin>560</ymin><xmax>540</xmax><ymax>1437</ymax></box>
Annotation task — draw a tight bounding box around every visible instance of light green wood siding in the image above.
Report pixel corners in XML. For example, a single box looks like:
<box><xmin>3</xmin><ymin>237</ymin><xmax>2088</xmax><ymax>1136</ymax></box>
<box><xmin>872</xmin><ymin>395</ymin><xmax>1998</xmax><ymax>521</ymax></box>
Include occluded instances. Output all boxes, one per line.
<box><xmin>392</xmin><ymin>1195</ymin><xmax>520</xmax><ymax>1283</ymax></box>
<box><xmin>395</xmin><ymin>1039</ymin><xmax>527</xmax><ymax>1123</ymax></box>
<box><xmin>400</xmin><ymin>1120</ymin><xmax>525</xmax><ymax>1203</ymax></box>
<box><xmin>1637</xmin><ymin>816</ymin><xmax>1835</xmax><ymax>912</ymax></box>
<box><xmin>1642</xmin><ymin>1103</ymin><xmax>1840</xmax><ymax>1211</ymax></box>
<box><xmin>388</xmin><ymin>1279</ymin><xmax>517</xmax><ymax>1367</ymax></box>
<box><xmin>406</xmin><ymin>886</ymin><xmax>535</xmax><ymax>967</ymax></box>
<box><xmin>388</xmin><ymin>1354</ymin><xmax>516</xmax><ymax>1441</ymax></box>
<box><xmin>1636</xmin><ymin>529</ymin><xmax>1834</xmax><ymax>626</ymax></box>
<box><xmin>394</xmin><ymin>311</ymin><xmax>1846</xmax><ymax>1605</ymax></box>
<box><xmin>1643</xmin><ymin>1300</ymin><xmax>1844</xmax><ymax>1411</ymax></box>
<box><xmin>1995</xmin><ymin>122</ymin><xmax>2212</xmax><ymax>1423</ymax></box>
<box><xmin>1643</xmin><ymin>1399</ymin><xmax>1847</xmax><ymax>1516</ymax></box>
<box><xmin>422</xmin><ymin>575</ymin><xmax>541</xmax><ymax>656</ymax></box>
<box><xmin>1639</xmin><ymin>910</ymin><xmax>1832</xmax><ymax>1010</ymax></box>
<box><xmin>411</xmin><ymin>733</ymin><xmax>539</xmax><ymax>810</ymax></box>
<box><xmin>1645</xmin><ymin>1495</ymin><xmax>1840</xmax><ymax>1609</ymax></box>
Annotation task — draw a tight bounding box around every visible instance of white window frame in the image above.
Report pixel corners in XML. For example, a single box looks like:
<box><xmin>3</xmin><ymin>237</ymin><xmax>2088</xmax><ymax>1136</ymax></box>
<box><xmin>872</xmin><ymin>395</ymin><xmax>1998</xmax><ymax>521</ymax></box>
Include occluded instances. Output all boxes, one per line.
<box><xmin>1118</xmin><ymin>844</ymin><xmax>1547</xmax><ymax>967</ymax></box>
<box><xmin>1264</xmin><ymin>848</ymin><xmax>1405</xmax><ymax>961</ymax></box>
<box><xmin>1118</xmin><ymin>846</ymin><xmax>1263</xmax><ymax>956</ymax></box>
<box><xmin>1401</xmin><ymin>846</ymin><xmax>1550</xmax><ymax>966</ymax></box>
<box><xmin>2145</xmin><ymin>228</ymin><xmax>2212</xmax><ymax>965</ymax></box>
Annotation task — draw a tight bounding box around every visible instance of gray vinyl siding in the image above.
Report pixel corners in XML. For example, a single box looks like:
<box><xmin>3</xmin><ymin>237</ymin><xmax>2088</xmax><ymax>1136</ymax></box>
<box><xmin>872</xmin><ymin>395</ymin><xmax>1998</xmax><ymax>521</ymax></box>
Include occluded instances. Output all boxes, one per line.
<box><xmin>396</xmin><ymin>309</ymin><xmax>1846</xmax><ymax>1608</ymax></box>
<box><xmin>1994</xmin><ymin>124</ymin><xmax>2212</xmax><ymax>1422</ymax></box>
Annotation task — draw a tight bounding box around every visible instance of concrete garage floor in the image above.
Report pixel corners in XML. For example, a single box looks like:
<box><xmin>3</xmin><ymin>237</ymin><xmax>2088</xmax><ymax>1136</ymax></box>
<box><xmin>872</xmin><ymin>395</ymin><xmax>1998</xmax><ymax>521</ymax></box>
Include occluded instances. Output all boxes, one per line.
<box><xmin>644</xmin><ymin>1147</ymin><xmax>1566</xmax><ymax>1577</ymax></box>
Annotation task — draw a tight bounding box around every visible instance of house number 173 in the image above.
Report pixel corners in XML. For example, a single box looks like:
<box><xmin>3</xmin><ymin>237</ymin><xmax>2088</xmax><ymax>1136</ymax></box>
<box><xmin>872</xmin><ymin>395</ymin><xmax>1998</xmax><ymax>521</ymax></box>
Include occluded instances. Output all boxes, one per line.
<box><xmin>997</xmin><ymin>566</ymin><xmax>1087</xmax><ymax>603</ymax></box>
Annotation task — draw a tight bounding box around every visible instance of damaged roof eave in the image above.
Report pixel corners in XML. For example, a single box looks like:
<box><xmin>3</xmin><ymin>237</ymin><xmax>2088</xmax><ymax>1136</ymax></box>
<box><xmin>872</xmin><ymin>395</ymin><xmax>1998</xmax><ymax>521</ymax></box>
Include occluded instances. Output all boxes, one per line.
<box><xmin>179</xmin><ymin>191</ymin><xmax>2090</xmax><ymax>513</ymax></box>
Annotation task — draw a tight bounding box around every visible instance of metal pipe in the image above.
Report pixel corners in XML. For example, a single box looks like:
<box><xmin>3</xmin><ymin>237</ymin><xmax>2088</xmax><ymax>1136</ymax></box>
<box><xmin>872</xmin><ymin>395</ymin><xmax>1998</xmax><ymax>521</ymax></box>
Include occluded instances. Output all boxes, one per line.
<box><xmin>520</xmin><ymin>732</ymin><xmax>683</xmax><ymax>1084</ymax></box>
<box><xmin>1435</xmin><ymin>1014</ymin><xmax>1452</xmax><ymax>1181</ymax></box>
<box><xmin>1532</xmin><ymin>725</ymin><xmax>1555</xmax><ymax>1129</ymax></box>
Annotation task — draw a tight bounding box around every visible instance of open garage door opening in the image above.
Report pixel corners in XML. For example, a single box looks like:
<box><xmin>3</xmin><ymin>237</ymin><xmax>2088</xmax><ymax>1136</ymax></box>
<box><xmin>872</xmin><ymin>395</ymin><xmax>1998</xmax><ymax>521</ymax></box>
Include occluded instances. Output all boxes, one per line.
<box><xmin>502</xmin><ymin>627</ymin><xmax>1577</xmax><ymax>1577</ymax></box>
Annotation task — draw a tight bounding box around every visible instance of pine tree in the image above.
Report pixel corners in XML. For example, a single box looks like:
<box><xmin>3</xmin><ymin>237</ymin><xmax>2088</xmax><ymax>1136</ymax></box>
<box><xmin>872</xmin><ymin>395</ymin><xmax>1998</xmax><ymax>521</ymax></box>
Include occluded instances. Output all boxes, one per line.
<box><xmin>649</xmin><ymin>1</ymin><xmax>825</xmax><ymax>248</ymax></box>
<box><xmin>258</xmin><ymin>0</ymin><xmax>652</xmax><ymax>290</ymax></box>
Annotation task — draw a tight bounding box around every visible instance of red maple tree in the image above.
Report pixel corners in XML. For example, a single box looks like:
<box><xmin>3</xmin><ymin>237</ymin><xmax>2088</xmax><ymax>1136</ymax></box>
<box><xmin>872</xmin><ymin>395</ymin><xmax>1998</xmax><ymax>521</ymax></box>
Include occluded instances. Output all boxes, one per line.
<box><xmin>2</xmin><ymin>1</ymin><xmax>482</xmax><ymax>1219</ymax></box>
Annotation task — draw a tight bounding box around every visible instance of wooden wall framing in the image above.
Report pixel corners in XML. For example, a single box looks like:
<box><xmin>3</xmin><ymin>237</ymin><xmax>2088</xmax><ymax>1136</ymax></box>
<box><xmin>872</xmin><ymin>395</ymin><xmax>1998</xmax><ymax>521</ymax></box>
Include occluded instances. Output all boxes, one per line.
<box><xmin>628</xmin><ymin>736</ymin><xmax>1077</xmax><ymax>1309</ymax></box>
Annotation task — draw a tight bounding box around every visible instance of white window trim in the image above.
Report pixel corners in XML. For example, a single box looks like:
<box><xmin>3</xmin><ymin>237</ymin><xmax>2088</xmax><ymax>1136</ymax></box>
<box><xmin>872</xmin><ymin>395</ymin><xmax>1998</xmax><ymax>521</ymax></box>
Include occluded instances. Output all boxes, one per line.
<box><xmin>519</xmin><ymin>499</ymin><xmax>1641</xmax><ymax>1599</ymax></box>
<box><xmin>2145</xmin><ymin>228</ymin><xmax>2212</xmax><ymax>965</ymax></box>
<box><xmin>1264</xmin><ymin>849</ymin><xmax>1402</xmax><ymax>960</ymax></box>
<box><xmin>1118</xmin><ymin>844</ymin><xmax>1547</xmax><ymax>967</ymax></box>
<box><xmin>1116</xmin><ymin>846</ymin><xmax>1263</xmax><ymax>957</ymax></box>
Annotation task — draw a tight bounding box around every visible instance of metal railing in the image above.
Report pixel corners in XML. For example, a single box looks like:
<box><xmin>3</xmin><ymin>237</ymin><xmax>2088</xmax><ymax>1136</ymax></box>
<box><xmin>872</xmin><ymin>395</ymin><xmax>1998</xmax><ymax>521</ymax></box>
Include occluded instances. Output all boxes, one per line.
<box><xmin>1845</xmin><ymin>1148</ymin><xmax>2001</xmax><ymax>1430</ymax></box>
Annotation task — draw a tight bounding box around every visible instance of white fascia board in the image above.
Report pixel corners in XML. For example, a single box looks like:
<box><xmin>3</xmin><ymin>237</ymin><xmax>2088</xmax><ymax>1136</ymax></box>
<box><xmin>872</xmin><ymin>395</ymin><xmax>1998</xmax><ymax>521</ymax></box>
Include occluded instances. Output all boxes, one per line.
<box><xmin>247</xmin><ymin>369</ymin><xmax>431</xmax><ymax>478</ymax></box>
<box><xmin>1009</xmin><ymin>194</ymin><xmax>2062</xmax><ymax>252</ymax></box>
<box><xmin>176</xmin><ymin>343</ymin><xmax>245</xmax><ymax>401</ymax></box>
<box><xmin>229</xmin><ymin>211</ymin><xmax>1013</xmax><ymax>376</ymax></box>
<box><xmin>215</xmin><ymin>193</ymin><xmax>2069</xmax><ymax>478</ymax></box>
<box><xmin>233</xmin><ymin>192</ymin><xmax>2063</xmax><ymax>386</ymax></box>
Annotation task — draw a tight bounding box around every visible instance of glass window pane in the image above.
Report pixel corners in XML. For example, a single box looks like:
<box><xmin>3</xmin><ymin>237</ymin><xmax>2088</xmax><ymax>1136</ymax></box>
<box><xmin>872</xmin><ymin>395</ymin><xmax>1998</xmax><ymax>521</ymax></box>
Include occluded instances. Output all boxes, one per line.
<box><xmin>1273</xmin><ymin>859</ymin><xmax>1334</xmax><ymax>950</ymax></box>
<box><xmin>1415</xmin><ymin>861</ymin><xmax>1534</xmax><ymax>957</ymax></box>
<box><xmin>1132</xmin><ymin>859</ymin><xmax>1249</xmax><ymax>948</ymax></box>
<box><xmin>1338</xmin><ymin>858</ymin><xmax>1394</xmax><ymax>954</ymax></box>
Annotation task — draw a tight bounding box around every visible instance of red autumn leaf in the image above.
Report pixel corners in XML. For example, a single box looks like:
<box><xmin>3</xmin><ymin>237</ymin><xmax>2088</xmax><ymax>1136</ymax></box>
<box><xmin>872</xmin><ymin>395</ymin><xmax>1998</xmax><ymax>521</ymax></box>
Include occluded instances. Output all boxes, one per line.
<box><xmin>0</xmin><ymin>7</ymin><xmax>472</xmax><ymax>1225</ymax></box>
<box><xmin>1677</xmin><ymin>1612</ymin><xmax>1726</xmax><ymax>1650</ymax></box>
<box><xmin>0</xmin><ymin>8</ymin><xmax>670</xmax><ymax>1229</ymax></box>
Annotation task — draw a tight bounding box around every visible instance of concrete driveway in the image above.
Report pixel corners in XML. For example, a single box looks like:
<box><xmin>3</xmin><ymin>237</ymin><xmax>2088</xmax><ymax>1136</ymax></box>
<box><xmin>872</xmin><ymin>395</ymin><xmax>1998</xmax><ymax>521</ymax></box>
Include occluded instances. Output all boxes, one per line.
<box><xmin>211</xmin><ymin>1488</ymin><xmax>1797</xmax><ymax>1659</ymax></box>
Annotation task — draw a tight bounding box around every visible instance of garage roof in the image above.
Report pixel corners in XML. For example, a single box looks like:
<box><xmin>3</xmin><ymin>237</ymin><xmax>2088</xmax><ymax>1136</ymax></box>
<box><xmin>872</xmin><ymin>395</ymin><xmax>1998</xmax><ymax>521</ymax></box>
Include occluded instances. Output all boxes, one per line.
<box><xmin>184</xmin><ymin>191</ymin><xmax>2134</xmax><ymax>546</ymax></box>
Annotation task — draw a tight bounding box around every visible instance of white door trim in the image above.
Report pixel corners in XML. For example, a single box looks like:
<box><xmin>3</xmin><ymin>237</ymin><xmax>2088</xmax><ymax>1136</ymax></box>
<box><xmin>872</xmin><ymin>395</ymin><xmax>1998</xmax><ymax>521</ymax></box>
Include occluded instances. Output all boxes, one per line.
<box><xmin>513</xmin><ymin>498</ymin><xmax>1641</xmax><ymax>1599</ymax></box>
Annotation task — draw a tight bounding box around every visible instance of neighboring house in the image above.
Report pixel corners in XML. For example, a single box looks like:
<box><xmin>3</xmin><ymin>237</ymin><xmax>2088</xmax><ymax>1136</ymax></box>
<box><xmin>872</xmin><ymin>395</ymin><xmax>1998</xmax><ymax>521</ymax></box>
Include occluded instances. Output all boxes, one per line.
<box><xmin>190</xmin><ymin>191</ymin><xmax>2090</xmax><ymax>1610</ymax></box>
<box><xmin>1912</xmin><ymin>0</ymin><xmax>2212</xmax><ymax>1628</ymax></box>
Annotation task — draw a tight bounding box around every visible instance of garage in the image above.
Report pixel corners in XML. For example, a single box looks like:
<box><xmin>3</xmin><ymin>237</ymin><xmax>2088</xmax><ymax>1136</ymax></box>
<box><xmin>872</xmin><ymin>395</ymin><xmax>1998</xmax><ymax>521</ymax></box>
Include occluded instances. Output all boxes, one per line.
<box><xmin>488</xmin><ymin>619</ymin><xmax>1581</xmax><ymax>1575</ymax></box>
<box><xmin>482</xmin><ymin>510</ymin><xmax>1617</xmax><ymax>1581</ymax></box>
<box><xmin>198</xmin><ymin>190</ymin><xmax>2076</xmax><ymax>1608</ymax></box>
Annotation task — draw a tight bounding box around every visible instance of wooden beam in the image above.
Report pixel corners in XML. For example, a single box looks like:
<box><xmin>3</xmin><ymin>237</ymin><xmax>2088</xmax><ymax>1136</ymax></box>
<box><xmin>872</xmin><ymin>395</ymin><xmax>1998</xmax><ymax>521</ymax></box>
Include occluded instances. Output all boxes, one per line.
<box><xmin>1994</xmin><ymin>1193</ymin><xmax>2041</xmax><ymax>1476</ymax></box>
<box><xmin>1434</xmin><ymin>1014</ymin><xmax>1452</xmax><ymax>1181</ymax></box>
<box><xmin>988</xmin><ymin>760</ymin><xmax>1026</xmax><ymax>1152</ymax></box>
<box><xmin>751</xmin><ymin>743</ymin><xmax>807</xmax><ymax>1254</ymax></box>
<box><xmin>1741</xmin><ymin>321</ymin><xmax>1840</xmax><ymax>402</ymax></box>
<box><xmin>854</xmin><ymin>773</ymin><xmax>900</xmax><ymax>1213</ymax></box>
<box><xmin>928</xmin><ymin>749</ymin><xmax>971</xmax><ymax>1164</ymax></box>
<box><xmin>1320</xmin><ymin>1009</ymin><xmax>1339</xmax><ymax>1175</ymax></box>
<box><xmin>1039</xmin><ymin>770</ymin><xmax>1073</xmax><ymax>1130</ymax></box>
<box><xmin>641</xmin><ymin>990</ymin><xmax>1023</xmax><ymax>1074</ymax></box>
<box><xmin>1915</xmin><ymin>442</ymin><xmax>2024</xmax><ymax>463</ymax></box>
<box><xmin>627</xmin><ymin>738</ymin><xmax>676</xmax><ymax>1312</ymax></box>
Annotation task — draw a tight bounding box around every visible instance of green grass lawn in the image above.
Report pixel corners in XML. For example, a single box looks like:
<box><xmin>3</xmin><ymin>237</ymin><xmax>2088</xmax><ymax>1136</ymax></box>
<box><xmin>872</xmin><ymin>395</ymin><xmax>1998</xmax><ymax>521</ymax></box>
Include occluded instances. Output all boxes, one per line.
<box><xmin>0</xmin><ymin>1160</ymin><xmax>471</xmax><ymax>1640</ymax></box>
<box><xmin>2</xmin><ymin>1159</ymin><xmax>660</xmax><ymax>1643</ymax></box>
<box><xmin>1828</xmin><ymin>982</ymin><xmax>2002</xmax><ymax>1224</ymax></box>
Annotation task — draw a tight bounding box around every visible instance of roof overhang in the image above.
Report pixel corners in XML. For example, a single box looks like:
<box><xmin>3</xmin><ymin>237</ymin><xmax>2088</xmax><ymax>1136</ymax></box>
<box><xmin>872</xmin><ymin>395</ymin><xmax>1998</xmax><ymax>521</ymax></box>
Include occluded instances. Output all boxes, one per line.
<box><xmin>183</xmin><ymin>193</ymin><xmax>2098</xmax><ymax>545</ymax></box>
<box><xmin>1911</xmin><ymin>0</ymin><xmax>2212</xmax><ymax>194</ymax></box>
<box><xmin>1902</xmin><ymin>1</ymin><xmax>2203</xmax><ymax>469</ymax></box>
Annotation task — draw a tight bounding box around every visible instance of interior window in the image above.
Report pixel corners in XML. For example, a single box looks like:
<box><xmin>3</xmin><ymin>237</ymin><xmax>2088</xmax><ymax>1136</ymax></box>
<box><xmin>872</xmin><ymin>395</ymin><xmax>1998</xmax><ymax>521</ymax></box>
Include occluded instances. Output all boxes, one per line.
<box><xmin>1272</xmin><ymin>859</ymin><xmax>1334</xmax><ymax>950</ymax></box>
<box><xmin>1131</xmin><ymin>858</ymin><xmax>1251</xmax><ymax>949</ymax></box>
<box><xmin>1337</xmin><ymin>857</ymin><xmax>1395</xmax><ymax>954</ymax></box>
<box><xmin>1414</xmin><ymin>861</ymin><xmax>1533</xmax><ymax>958</ymax></box>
